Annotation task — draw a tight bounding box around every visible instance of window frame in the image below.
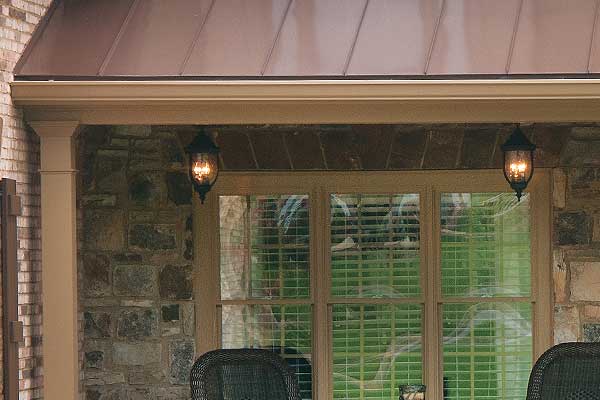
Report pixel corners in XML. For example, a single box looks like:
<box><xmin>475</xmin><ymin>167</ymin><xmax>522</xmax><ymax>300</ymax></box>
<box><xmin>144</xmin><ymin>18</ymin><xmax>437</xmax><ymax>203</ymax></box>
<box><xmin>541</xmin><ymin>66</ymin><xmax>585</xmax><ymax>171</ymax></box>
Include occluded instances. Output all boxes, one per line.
<box><xmin>195</xmin><ymin>170</ymin><xmax>552</xmax><ymax>400</ymax></box>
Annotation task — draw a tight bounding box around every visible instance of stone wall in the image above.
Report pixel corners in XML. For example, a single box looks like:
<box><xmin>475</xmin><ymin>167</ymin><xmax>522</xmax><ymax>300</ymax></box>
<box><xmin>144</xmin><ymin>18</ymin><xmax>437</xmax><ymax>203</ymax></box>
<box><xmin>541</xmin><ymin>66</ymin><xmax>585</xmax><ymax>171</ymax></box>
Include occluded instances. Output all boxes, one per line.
<box><xmin>78</xmin><ymin>126</ymin><xmax>196</xmax><ymax>400</ymax></box>
<box><xmin>0</xmin><ymin>1</ymin><xmax>51</xmax><ymax>400</ymax></box>
<box><xmin>77</xmin><ymin>123</ymin><xmax>600</xmax><ymax>399</ymax></box>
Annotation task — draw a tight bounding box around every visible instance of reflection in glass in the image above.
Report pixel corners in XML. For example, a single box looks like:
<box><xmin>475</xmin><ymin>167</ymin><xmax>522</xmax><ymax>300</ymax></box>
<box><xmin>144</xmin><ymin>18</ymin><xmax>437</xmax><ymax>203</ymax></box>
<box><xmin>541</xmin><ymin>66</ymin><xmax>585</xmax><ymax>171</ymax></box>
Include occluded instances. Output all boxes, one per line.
<box><xmin>332</xmin><ymin>304</ymin><xmax>422</xmax><ymax>400</ymax></box>
<box><xmin>331</xmin><ymin>194</ymin><xmax>420</xmax><ymax>298</ymax></box>
<box><xmin>442</xmin><ymin>302</ymin><xmax>532</xmax><ymax>400</ymax></box>
<box><xmin>441</xmin><ymin>193</ymin><xmax>531</xmax><ymax>298</ymax></box>
<box><xmin>219</xmin><ymin>195</ymin><xmax>310</xmax><ymax>300</ymax></box>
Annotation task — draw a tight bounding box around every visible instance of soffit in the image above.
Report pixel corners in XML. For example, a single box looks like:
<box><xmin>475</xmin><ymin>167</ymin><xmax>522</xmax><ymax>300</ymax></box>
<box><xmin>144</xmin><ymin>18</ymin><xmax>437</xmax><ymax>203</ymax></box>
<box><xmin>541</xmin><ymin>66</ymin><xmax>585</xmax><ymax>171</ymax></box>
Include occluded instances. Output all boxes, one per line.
<box><xmin>14</xmin><ymin>0</ymin><xmax>600</xmax><ymax>80</ymax></box>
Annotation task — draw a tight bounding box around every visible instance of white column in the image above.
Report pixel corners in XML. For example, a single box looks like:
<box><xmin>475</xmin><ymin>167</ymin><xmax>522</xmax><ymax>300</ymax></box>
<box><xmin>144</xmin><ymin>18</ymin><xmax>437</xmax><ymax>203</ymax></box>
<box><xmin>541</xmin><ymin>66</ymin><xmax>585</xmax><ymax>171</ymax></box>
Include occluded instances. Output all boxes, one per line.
<box><xmin>29</xmin><ymin>121</ymin><xmax>79</xmax><ymax>400</ymax></box>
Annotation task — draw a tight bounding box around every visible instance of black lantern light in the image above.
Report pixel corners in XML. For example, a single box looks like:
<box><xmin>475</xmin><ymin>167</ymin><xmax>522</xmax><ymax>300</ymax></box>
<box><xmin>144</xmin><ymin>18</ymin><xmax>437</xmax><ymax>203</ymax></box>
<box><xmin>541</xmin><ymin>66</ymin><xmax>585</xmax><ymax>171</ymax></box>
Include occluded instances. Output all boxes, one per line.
<box><xmin>501</xmin><ymin>125</ymin><xmax>536</xmax><ymax>201</ymax></box>
<box><xmin>185</xmin><ymin>130</ymin><xmax>220</xmax><ymax>204</ymax></box>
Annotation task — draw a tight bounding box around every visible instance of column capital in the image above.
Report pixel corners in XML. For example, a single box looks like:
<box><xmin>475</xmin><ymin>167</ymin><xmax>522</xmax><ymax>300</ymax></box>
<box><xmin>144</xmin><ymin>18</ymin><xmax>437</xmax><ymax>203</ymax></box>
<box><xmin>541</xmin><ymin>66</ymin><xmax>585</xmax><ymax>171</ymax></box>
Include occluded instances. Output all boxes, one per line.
<box><xmin>28</xmin><ymin>120</ymin><xmax>80</xmax><ymax>137</ymax></box>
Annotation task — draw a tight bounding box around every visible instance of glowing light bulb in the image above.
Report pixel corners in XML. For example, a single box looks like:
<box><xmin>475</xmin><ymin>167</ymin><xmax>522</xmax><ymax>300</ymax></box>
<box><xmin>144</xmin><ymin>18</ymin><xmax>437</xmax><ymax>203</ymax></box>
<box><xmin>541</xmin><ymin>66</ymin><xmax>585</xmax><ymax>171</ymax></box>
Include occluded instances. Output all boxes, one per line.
<box><xmin>509</xmin><ymin>162</ymin><xmax>528</xmax><ymax>180</ymax></box>
<box><xmin>192</xmin><ymin>162</ymin><xmax>211</xmax><ymax>183</ymax></box>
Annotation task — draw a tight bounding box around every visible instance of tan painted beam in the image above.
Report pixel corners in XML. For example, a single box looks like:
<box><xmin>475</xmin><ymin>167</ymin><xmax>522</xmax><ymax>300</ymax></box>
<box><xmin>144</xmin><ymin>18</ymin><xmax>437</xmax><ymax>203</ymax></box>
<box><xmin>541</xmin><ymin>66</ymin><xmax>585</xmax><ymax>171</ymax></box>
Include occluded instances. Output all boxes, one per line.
<box><xmin>10</xmin><ymin>79</ymin><xmax>600</xmax><ymax>124</ymax></box>
<box><xmin>28</xmin><ymin>121</ymin><xmax>80</xmax><ymax>400</ymax></box>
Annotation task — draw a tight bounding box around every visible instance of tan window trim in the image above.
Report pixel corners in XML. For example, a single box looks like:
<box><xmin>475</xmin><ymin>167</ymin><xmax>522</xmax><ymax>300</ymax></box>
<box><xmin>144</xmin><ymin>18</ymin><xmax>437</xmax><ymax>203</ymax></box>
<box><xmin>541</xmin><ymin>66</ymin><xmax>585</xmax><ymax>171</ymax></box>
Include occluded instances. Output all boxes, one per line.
<box><xmin>195</xmin><ymin>170</ymin><xmax>553</xmax><ymax>400</ymax></box>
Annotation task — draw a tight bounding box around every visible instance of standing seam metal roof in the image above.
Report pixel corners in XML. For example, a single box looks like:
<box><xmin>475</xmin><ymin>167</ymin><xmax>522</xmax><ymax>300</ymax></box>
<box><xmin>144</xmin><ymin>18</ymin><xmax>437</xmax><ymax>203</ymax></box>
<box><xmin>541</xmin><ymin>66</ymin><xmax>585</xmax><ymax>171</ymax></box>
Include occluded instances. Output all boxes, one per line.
<box><xmin>14</xmin><ymin>0</ymin><xmax>600</xmax><ymax>79</ymax></box>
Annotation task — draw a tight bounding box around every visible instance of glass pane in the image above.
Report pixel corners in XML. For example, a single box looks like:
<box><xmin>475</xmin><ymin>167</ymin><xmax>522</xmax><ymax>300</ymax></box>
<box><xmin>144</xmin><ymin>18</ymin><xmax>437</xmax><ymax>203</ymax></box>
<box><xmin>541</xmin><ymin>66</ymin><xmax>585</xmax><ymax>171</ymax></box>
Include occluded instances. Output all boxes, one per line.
<box><xmin>332</xmin><ymin>304</ymin><xmax>422</xmax><ymax>400</ymax></box>
<box><xmin>221</xmin><ymin>304</ymin><xmax>313</xmax><ymax>400</ymax></box>
<box><xmin>220</xmin><ymin>195</ymin><xmax>310</xmax><ymax>300</ymax></box>
<box><xmin>331</xmin><ymin>194</ymin><xmax>420</xmax><ymax>298</ymax></box>
<box><xmin>441</xmin><ymin>193</ymin><xmax>531</xmax><ymax>298</ymax></box>
<box><xmin>442</xmin><ymin>302</ymin><xmax>532</xmax><ymax>400</ymax></box>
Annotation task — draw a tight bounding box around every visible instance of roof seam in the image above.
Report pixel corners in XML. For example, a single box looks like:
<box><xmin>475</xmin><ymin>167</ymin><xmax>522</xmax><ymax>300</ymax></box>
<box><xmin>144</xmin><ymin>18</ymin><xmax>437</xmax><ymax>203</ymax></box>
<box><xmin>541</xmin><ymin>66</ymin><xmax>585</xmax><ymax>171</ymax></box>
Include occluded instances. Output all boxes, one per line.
<box><xmin>587</xmin><ymin>0</ymin><xmax>600</xmax><ymax>73</ymax></box>
<box><xmin>261</xmin><ymin>0</ymin><xmax>294</xmax><ymax>76</ymax></box>
<box><xmin>505</xmin><ymin>0</ymin><xmax>524</xmax><ymax>74</ymax></box>
<box><xmin>98</xmin><ymin>0</ymin><xmax>140</xmax><ymax>76</ymax></box>
<box><xmin>178</xmin><ymin>0</ymin><xmax>217</xmax><ymax>76</ymax></box>
<box><xmin>424</xmin><ymin>0</ymin><xmax>446</xmax><ymax>75</ymax></box>
<box><xmin>343</xmin><ymin>0</ymin><xmax>370</xmax><ymax>76</ymax></box>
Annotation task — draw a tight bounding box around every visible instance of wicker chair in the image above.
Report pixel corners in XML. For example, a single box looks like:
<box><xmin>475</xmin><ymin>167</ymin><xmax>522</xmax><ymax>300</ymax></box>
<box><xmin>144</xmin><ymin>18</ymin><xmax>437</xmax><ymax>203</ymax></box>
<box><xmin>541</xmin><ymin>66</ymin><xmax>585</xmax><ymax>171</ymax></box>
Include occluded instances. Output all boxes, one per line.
<box><xmin>527</xmin><ymin>342</ymin><xmax>600</xmax><ymax>400</ymax></box>
<box><xmin>190</xmin><ymin>349</ymin><xmax>302</xmax><ymax>400</ymax></box>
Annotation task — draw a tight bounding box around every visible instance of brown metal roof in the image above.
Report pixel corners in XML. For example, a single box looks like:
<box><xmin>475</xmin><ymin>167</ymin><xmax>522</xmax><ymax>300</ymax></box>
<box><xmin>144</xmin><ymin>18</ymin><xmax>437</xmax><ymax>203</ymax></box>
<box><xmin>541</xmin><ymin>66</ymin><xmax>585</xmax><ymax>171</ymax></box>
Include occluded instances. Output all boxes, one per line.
<box><xmin>15</xmin><ymin>0</ymin><xmax>600</xmax><ymax>79</ymax></box>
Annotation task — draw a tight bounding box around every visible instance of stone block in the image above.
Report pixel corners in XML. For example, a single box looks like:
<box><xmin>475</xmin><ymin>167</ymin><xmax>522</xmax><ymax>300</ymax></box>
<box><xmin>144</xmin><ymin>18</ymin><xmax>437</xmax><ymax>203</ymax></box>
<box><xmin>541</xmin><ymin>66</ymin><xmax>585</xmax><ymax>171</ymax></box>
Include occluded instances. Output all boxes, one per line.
<box><xmin>94</xmin><ymin>154</ymin><xmax>128</xmax><ymax>192</ymax></box>
<box><xmin>166</xmin><ymin>172</ymin><xmax>191</xmax><ymax>206</ymax></box>
<box><xmin>161</xmin><ymin>304</ymin><xmax>180</xmax><ymax>322</ymax></box>
<box><xmin>116</xmin><ymin>309</ymin><xmax>158</xmax><ymax>338</ymax></box>
<box><xmin>554</xmin><ymin>211</ymin><xmax>592</xmax><ymax>246</ymax></box>
<box><xmin>182</xmin><ymin>303</ymin><xmax>195</xmax><ymax>336</ymax></box>
<box><xmin>184</xmin><ymin>215</ymin><xmax>193</xmax><ymax>261</ymax></box>
<box><xmin>169</xmin><ymin>340</ymin><xmax>195</xmax><ymax>385</ymax></box>
<box><xmin>84</xmin><ymin>210</ymin><xmax>126</xmax><ymax>251</ymax></box>
<box><xmin>113</xmin><ymin>342</ymin><xmax>161</xmax><ymax>365</ymax></box>
<box><xmin>156</xmin><ymin>387</ymin><xmax>190</xmax><ymax>400</ymax></box>
<box><xmin>129</xmin><ymin>224</ymin><xmax>177</xmax><ymax>250</ymax></box>
<box><xmin>561</xmin><ymin>139</ymin><xmax>600</xmax><ymax>166</ymax></box>
<box><xmin>554</xmin><ymin>305</ymin><xmax>580</xmax><ymax>344</ymax></box>
<box><xmin>113</xmin><ymin>253</ymin><xmax>143</xmax><ymax>263</ymax></box>
<box><xmin>84</xmin><ymin>350</ymin><xmax>104</xmax><ymax>369</ymax></box>
<box><xmin>162</xmin><ymin>326</ymin><xmax>181</xmax><ymax>336</ymax></box>
<box><xmin>351</xmin><ymin>125</ymin><xmax>396</xmax><ymax>170</ymax></box>
<box><xmin>84</xmin><ymin>312</ymin><xmax>112</xmax><ymax>338</ymax></box>
<box><xmin>83</xmin><ymin>253</ymin><xmax>111</xmax><ymax>297</ymax></box>
<box><xmin>113</xmin><ymin>265</ymin><xmax>157</xmax><ymax>297</ymax></box>
<box><xmin>584</xmin><ymin>324</ymin><xmax>600</xmax><ymax>342</ymax></box>
<box><xmin>121</xmin><ymin>300</ymin><xmax>154</xmax><ymax>308</ymax></box>
<box><xmin>583</xmin><ymin>305</ymin><xmax>600</xmax><ymax>320</ymax></box>
<box><xmin>113</xmin><ymin>125</ymin><xmax>152</xmax><ymax>137</ymax></box>
<box><xmin>84</xmin><ymin>371</ymin><xmax>126</xmax><ymax>385</ymax></box>
<box><xmin>82</xmin><ymin>194</ymin><xmax>118</xmax><ymax>208</ymax></box>
<box><xmin>161</xmin><ymin>137</ymin><xmax>185</xmax><ymax>166</ymax></box>
<box><xmin>553</xmin><ymin>249</ymin><xmax>568</xmax><ymax>303</ymax></box>
<box><xmin>571</xmin><ymin>262</ymin><xmax>600</xmax><ymax>302</ymax></box>
<box><xmin>128</xmin><ymin>368</ymin><xmax>165</xmax><ymax>385</ymax></box>
<box><xmin>159</xmin><ymin>265</ymin><xmax>193</xmax><ymax>300</ymax></box>
<box><xmin>129</xmin><ymin>172</ymin><xmax>166</xmax><ymax>207</ymax></box>
<box><xmin>552</xmin><ymin>169</ymin><xmax>567</xmax><ymax>209</ymax></box>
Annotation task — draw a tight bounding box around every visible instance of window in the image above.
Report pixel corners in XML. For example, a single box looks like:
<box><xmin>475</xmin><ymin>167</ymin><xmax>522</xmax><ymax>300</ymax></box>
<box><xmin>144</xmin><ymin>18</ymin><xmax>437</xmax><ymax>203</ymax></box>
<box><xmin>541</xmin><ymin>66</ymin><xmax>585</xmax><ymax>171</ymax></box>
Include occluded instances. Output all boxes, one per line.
<box><xmin>196</xmin><ymin>171</ymin><xmax>552</xmax><ymax>400</ymax></box>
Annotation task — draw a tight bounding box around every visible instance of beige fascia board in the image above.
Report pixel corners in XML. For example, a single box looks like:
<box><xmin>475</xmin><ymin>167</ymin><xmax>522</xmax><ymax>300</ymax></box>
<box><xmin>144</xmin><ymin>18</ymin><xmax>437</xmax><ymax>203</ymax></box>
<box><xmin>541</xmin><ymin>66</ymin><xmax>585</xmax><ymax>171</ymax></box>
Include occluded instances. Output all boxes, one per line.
<box><xmin>13</xmin><ymin>79</ymin><xmax>600</xmax><ymax>124</ymax></box>
<box><xmin>12</xmin><ymin>78</ymin><xmax>600</xmax><ymax>105</ymax></box>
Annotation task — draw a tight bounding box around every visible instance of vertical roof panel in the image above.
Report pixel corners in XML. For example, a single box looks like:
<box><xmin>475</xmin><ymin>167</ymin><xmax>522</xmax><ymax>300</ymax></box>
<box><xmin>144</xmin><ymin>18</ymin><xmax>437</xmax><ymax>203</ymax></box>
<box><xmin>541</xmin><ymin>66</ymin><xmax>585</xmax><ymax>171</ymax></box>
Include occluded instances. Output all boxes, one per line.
<box><xmin>510</xmin><ymin>0</ymin><xmax>597</xmax><ymax>74</ymax></box>
<box><xmin>428</xmin><ymin>0</ymin><xmax>520</xmax><ymax>75</ymax></box>
<box><xmin>586</xmin><ymin>3</ymin><xmax>600</xmax><ymax>72</ymax></box>
<box><xmin>264</xmin><ymin>0</ymin><xmax>368</xmax><ymax>76</ymax></box>
<box><xmin>347</xmin><ymin>0</ymin><xmax>443</xmax><ymax>76</ymax></box>
<box><xmin>103</xmin><ymin>0</ymin><xmax>213</xmax><ymax>76</ymax></box>
<box><xmin>182</xmin><ymin>0</ymin><xmax>290</xmax><ymax>76</ymax></box>
<box><xmin>18</xmin><ymin>0</ymin><xmax>134</xmax><ymax>77</ymax></box>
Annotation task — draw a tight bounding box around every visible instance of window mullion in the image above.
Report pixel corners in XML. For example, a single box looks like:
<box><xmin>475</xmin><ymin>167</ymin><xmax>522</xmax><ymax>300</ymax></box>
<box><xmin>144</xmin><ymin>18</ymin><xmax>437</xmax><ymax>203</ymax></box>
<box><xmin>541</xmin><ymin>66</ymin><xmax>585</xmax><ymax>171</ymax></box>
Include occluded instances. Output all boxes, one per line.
<box><xmin>424</xmin><ymin>186</ymin><xmax>442</xmax><ymax>400</ymax></box>
<box><xmin>312</xmin><ymin>186</ymin><xmax>330</xmax><ymax>400</ymax></box>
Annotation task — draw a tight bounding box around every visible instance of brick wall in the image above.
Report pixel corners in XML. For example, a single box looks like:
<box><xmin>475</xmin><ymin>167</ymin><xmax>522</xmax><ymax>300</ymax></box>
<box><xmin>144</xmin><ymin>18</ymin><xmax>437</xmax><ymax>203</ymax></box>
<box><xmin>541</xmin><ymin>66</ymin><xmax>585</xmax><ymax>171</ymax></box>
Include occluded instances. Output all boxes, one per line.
<box><xmin>0</xmin><ymin>1</ymin><xmax>51</xmax><ymax>400</ymax></box>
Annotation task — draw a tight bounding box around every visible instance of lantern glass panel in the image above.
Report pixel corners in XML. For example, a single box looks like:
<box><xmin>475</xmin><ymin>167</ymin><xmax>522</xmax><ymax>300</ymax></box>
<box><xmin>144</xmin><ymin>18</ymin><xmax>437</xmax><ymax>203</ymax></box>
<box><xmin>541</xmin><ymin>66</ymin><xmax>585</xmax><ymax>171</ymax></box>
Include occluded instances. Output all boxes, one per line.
<box><xmin>191</xmin><ymin>152</ymin><xmax>218</xmax><ymax>186</ymax></box>
<box><xmin>504</xmin><ymin>150</ymin><xmax>533</xmax><ymax>185</ymax></box>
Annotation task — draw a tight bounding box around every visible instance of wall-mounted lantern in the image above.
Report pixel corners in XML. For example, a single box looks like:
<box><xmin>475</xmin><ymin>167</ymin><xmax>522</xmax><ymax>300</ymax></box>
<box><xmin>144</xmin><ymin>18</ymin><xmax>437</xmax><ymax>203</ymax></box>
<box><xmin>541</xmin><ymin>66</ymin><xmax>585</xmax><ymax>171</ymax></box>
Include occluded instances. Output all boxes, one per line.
<box><xmin>185</xmin><ymin>130</ymin><xmax>220</xmax><ymax>204</ymax></box>
<box><xmin>501</xmin><ymin>125</ymin><xmax>536</xmax><ymax>201</ymax></box>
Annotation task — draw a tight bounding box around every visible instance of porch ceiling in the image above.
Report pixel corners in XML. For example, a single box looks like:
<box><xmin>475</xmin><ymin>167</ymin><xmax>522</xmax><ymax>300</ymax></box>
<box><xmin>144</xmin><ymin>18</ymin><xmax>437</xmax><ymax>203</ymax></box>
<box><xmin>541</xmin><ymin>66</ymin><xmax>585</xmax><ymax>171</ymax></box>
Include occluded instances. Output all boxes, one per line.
<box><xmin>14</xmin><ymin>0</ymin><xmax>600</xmax><ymax>80</ymax></box>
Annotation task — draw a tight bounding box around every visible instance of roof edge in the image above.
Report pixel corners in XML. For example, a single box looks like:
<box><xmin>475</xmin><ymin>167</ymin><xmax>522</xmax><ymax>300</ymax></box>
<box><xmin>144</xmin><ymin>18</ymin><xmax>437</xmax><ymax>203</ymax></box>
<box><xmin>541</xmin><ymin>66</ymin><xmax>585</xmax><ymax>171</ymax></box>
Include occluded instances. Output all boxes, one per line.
<box><xmin>12</xmin><ymin>78</ymin><xmax>600</xmax><ymax>106</ymax></box>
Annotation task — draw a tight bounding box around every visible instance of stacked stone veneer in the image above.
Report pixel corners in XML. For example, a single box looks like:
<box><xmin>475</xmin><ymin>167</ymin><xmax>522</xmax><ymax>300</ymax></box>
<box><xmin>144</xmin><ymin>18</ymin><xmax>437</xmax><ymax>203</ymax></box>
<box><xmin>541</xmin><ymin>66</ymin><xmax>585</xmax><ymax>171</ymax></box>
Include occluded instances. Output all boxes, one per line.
<box><xmin>553</xmin><ymin>157</ymin><xmax>600</xmax><ymax>341</ymax></box>
<box><xmin>78</xmin><ymin>126</ymin><xmax>196</xmax><ymax>400</ymax></box>
<box><xmin>76</xmin><ymin>123</ymin><xmax>600</xmax><ymax>399</ymax></box>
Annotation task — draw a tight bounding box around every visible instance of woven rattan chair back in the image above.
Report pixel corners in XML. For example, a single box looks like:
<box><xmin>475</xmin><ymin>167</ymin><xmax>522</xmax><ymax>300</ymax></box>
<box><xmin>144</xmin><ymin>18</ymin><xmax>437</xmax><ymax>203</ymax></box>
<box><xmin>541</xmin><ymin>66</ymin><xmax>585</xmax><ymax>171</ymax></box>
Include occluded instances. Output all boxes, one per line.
<box><xmin>527</xmin><ymin>342</ymin><xmax>600</xmax><ymax>400</ymax></box>
<box><xmin>190</xmin><ymin>349</ymin><xmax>301</xmax><ymax>400</ymax></box>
